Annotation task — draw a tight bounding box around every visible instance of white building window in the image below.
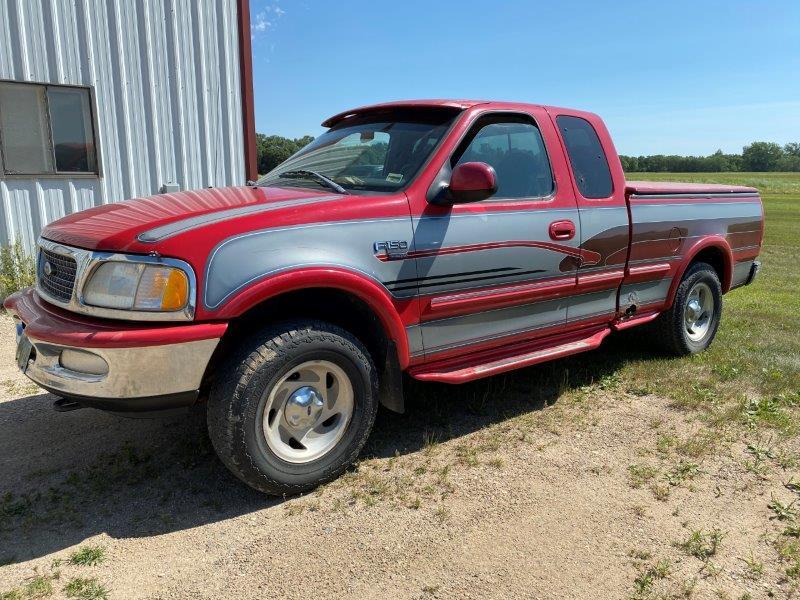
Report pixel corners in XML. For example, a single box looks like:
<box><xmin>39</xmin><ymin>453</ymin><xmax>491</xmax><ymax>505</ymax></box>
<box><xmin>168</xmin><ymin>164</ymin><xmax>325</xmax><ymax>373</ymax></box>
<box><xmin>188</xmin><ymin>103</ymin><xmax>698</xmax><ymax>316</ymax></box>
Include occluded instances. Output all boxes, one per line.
<box><xmin>0</xmin><ymin>82</ymin><xmax>98</xmax><ymax>176</ymax></box>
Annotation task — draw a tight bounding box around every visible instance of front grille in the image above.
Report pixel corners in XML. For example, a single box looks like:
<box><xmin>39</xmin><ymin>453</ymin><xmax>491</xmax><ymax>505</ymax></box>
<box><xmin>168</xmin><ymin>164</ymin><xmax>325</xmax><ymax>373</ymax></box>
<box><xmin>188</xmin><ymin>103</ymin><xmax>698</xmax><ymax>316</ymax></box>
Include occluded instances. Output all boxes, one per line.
<box><xmin>38</xmin><ymin>248</ymin><xmax>77</xmax><ymax>302</ymax></box>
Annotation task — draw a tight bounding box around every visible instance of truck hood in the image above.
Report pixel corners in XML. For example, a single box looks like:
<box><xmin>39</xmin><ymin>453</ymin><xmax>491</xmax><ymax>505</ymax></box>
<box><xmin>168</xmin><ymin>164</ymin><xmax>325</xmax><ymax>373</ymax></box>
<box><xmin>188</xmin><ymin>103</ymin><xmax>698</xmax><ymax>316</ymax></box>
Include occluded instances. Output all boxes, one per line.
<box><xmin>41</xmin><ymin>186</ymin><xmax>341</xmax><ymax>251</ymax></box>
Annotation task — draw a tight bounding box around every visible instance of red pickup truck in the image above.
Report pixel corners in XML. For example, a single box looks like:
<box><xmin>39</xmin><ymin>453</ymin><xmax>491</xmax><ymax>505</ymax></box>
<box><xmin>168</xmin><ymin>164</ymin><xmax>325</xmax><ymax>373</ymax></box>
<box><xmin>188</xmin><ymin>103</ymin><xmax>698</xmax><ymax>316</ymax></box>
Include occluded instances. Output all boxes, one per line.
<box><xmin>6</xmin><ymin>100</ymin><xmax>763</xmax><ymax>494</ymax></box>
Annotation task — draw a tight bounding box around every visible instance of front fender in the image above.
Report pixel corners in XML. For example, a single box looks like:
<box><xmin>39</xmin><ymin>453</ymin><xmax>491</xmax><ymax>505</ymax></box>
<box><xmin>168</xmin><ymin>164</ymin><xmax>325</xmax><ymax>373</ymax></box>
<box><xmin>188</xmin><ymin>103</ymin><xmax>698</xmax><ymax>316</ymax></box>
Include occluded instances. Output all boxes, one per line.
<box><xmin>212</xmin><ymin>266</ymin><xmax>413</xmax><ymax>368</ymax></box>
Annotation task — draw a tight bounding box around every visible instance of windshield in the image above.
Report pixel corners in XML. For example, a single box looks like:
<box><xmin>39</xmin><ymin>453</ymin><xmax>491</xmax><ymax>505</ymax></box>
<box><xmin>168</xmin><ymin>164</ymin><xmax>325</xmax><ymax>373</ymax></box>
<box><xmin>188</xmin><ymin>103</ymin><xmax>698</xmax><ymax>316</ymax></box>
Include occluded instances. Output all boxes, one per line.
<box><xmin>257</xmin><ymin>109</ymin><xmax>458</xmax><ymax>193</ymax></box>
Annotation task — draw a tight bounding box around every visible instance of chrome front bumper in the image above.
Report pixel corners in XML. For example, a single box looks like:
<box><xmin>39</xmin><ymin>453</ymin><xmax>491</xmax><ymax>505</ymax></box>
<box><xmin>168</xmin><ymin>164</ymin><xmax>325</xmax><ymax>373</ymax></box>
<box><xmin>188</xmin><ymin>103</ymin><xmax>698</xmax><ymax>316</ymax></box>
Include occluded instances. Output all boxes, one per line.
<box><xmin>5</xmin><ymin>287</ymin><xmax>226</xmax><ymax>413</ymax></box>
<box><xmin>13</xmin><ymin>319</ymin><xmax>219</xmax><ymax>411</ymax></box>
<box><xmin>15</xmin><ymin>321</ymin><xmax>218</xmax><ymax>400</ymax></box>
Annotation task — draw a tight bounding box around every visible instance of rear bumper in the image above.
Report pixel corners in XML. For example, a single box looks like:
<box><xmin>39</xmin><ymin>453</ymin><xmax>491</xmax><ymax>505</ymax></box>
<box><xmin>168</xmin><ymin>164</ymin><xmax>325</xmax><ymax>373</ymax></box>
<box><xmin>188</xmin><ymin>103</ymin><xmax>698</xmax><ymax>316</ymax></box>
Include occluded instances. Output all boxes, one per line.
<box><xmin>730</xmin><ymin>259</ymin><xmax>761</xmax><ymax>291</ymax></box>
<box><xmin>4</xmin><ymin>288</ymin><xmax>226</xmax><ymax>412</ymax></box>
<box><xmin>745</xmin><ymin>260</ymin><xmax>761</xmax><ymax>286</ymax></box>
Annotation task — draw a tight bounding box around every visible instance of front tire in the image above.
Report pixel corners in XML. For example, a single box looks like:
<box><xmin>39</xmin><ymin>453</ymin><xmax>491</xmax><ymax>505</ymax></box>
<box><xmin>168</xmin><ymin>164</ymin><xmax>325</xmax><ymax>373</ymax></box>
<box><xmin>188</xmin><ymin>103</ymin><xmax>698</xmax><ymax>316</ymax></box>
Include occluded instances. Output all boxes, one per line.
<box><xmin>207</xmin><ymin>320</ymin><xmax>378</xmax><ymax>495</ymax></box>
<box><xmin>651</xmin><ymin>262</ymin><xmax>722</xmax><ymax>356</ymax></box>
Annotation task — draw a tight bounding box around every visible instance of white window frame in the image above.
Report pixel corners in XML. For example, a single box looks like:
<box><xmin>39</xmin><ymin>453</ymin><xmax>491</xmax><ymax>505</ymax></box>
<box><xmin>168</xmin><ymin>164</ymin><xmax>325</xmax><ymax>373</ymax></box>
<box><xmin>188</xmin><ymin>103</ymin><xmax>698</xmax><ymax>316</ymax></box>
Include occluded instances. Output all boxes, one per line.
<box><xmin>0</xmin><ymin>80</ymin><xmax>101</xmax><ymax>178</ymax></box>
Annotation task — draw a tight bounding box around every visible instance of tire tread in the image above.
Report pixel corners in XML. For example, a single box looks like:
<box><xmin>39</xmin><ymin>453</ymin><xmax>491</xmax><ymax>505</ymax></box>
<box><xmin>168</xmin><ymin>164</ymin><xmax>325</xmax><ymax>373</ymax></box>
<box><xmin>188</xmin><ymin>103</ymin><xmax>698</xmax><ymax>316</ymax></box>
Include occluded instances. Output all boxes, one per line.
<box><xmin>648</xmin><ymin>262</ymin><xmax>722</xmax><ymax>356</ymax></box>
<box><xmin>207</xmin><ymin>320</ymin><xmax>377</xmax><ymax>495</ymax></box>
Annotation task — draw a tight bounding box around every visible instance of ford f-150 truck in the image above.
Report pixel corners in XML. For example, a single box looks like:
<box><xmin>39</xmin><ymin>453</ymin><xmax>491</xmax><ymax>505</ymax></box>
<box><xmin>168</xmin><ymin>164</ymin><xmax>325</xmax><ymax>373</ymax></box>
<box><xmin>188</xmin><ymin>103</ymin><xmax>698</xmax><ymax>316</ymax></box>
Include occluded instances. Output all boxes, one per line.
<box><xmin>5</xmin><ymin>100</ymin><xmax>763</xmax><ymax>494</ymax></box>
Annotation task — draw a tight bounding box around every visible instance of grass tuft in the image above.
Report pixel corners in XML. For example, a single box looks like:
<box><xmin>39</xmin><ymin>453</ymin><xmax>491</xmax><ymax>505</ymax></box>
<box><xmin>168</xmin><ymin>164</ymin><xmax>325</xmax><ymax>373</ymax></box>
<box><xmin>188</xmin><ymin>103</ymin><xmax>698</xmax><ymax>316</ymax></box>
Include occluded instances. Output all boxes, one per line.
<box><xmin>628</xmin><ymin>464</ymin><xmax>659</xmax><ymax>489</ymax></box>
<box><xmin>0</xmin><ymin>241</ymin><xmax>35</xmax><ymax>301</ymax></box>
<box><xmin>63</xmin><ymin>578</ymin><xmax>108</xmax><ymax>600</ymax></box>
<box><xmin>768</xmin><ymin>497</ymin><xmax>797</xmax><ymax>521</ymax></box>
<box><xmin>68</xmin><ymin>546</ymin><xmax>105</xmax><ymax>567</ymax></box>
<box><xmin>631</xmin><ymin>559</ymin><xmax>671</xmax><ymax>599</ymax></box>
<box><xmin>678</xmin><ymin>528</ymin><xmax>724</xmax><ymax>560</ymax></box>
<box><xmin>24</xmin><ymin>575</ymin><xmax>53</xmax><ymax>599</ymax></box>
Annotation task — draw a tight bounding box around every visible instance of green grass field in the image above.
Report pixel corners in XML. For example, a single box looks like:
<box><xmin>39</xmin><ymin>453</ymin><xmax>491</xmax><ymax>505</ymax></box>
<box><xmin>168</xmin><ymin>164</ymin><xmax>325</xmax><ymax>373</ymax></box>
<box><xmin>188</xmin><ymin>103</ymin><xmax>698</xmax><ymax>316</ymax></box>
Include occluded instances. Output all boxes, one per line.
<box><xmin>621</xmin><ymin>173</ymin><xmax>799</xmax><ymax>426</ymax></box>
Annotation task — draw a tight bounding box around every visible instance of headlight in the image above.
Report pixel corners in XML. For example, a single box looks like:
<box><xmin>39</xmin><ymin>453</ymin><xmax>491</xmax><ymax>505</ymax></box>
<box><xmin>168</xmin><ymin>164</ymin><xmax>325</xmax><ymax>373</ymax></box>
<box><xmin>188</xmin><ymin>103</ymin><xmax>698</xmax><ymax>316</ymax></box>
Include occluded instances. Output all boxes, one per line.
<box><xmin>83</xmin><ymin>262</ymin><xmax>190</xmax><ymax>311</ymax></box>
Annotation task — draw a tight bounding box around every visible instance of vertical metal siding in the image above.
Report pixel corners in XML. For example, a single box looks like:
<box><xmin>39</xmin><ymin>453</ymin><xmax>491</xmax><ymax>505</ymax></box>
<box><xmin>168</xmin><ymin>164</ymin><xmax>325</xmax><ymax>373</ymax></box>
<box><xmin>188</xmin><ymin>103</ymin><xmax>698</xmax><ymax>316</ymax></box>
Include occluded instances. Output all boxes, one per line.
<box><xmin>0</xmin><ymin>0</ymin><xmax>245</xmax><ymax>250</ymax></box>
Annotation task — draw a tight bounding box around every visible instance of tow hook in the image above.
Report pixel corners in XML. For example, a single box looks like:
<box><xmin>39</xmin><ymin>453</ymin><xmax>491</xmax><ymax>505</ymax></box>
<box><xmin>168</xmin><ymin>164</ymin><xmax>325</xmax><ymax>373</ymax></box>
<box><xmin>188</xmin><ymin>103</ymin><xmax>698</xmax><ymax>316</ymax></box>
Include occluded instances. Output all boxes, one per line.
<box><xmin>52</xmin><ymin>397</ymin><xmax>85</xmax><ymax>412</ymax></box>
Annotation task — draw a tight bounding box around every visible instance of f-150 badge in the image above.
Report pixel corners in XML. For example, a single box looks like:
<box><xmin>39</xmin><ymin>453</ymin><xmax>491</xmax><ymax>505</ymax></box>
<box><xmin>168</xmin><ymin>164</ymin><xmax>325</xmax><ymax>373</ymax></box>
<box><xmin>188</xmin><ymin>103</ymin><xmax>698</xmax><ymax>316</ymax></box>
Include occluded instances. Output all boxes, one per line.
<box><xmin>373</xmin><ymin>240</ymin><xmax>409</xmax><ymax>259</ymax></box>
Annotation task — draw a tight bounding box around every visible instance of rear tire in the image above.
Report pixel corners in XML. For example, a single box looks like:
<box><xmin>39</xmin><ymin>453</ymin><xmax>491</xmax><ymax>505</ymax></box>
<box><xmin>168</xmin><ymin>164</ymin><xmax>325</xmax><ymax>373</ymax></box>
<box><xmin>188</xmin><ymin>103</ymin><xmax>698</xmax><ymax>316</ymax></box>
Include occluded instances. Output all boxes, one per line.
<box><xmin>650</xmin><ymin>262</ymin><xmax>722</xmax><ymax>356</ymax></box>
<box><xmin>207</xmin><ymin>320</ymin><xmax>378</xmax><ymax>495</ymax></box>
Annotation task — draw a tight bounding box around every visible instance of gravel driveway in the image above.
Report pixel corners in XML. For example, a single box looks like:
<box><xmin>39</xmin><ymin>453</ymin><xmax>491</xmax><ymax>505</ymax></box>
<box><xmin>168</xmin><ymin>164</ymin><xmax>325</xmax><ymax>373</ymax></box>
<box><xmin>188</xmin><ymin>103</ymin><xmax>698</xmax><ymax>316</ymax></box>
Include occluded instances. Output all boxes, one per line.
<box><xmin>0</xmin><ymin>312</ymin><xmax>795</xmax><ymax>599</ymax></box>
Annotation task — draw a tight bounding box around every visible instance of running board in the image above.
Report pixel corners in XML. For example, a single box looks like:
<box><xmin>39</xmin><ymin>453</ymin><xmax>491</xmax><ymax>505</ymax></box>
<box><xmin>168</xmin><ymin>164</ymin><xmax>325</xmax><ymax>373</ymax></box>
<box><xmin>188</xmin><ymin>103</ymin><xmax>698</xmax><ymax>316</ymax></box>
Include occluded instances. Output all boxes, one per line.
<box><xmin>409</xmin><ymin>328</ymin><xmax>611</xmax><ymax>384</ymax></box>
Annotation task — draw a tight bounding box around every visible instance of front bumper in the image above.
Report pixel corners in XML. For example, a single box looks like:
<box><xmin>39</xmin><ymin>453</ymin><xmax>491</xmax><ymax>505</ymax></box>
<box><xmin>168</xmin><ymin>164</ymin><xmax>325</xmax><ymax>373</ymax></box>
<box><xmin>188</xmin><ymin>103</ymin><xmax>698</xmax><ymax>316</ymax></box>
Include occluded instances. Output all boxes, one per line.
<box><xmin>5</xmin><ymin>288</ymin><xmax>226</xmax><ymax>412</ymax></box>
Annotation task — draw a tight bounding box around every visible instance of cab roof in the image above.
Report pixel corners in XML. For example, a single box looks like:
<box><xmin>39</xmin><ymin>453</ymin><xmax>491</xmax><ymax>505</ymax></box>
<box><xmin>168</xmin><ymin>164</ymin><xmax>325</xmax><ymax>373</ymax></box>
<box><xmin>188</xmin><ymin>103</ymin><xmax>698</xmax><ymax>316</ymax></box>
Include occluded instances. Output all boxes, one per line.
<box><xmin>320</xmin><ymin>99</ymin><xmax>485</xmax><ymax>128</ymax></box>
<box><xmin>322</xmin><ymin>99</ymin><xmax>580</xmax><ymax>127</ymax></box>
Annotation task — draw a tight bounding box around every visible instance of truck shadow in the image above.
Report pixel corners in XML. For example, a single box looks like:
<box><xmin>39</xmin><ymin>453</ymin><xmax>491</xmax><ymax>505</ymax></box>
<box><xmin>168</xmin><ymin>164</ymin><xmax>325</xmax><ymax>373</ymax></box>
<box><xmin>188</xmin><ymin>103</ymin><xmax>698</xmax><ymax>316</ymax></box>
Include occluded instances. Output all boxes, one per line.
<box><xmin>0</xmin><ymin>330</ymin><xmax>655</xmax><ymax>564</ymax></box>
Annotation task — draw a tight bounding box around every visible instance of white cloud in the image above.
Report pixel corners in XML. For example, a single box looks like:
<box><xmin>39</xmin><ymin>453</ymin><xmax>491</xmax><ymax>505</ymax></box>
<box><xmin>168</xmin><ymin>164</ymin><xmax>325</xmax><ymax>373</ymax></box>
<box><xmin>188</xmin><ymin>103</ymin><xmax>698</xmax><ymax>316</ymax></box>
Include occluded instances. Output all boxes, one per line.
<box><xmin>251</xmin><ymin>3</ymin><xmax>285</xmax><ymax>38</ymax></box>
<box><xmin>252</xmin><ymin>11</ymin><xmax>271</xmax><ymax>33</ymax></box>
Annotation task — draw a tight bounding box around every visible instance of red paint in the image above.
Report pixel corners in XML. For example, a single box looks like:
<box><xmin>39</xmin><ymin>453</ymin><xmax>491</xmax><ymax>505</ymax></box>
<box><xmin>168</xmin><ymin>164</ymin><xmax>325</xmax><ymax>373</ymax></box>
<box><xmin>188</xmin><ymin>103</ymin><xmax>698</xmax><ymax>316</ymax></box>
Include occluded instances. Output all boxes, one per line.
<box><xmin>626</xmin><ymin>181</ymin><xmax>758</xmax><ymax>196</ymax></box>
<box><xmin>449</xmin><ymin>161</ymin><xmax>497</xmax><ymax>201</ymax></box>
<box><xmin>576</xmin><ymin>269</ymin><xmax>626</xmax><ymax>292</ymax></box>
<box><xmin>733</xmin><ymin>246</ymin><xmax>761</xmax><ymax>262</ymax></box>
<box><xmin>383</xmin><ymin>240</ymin><xmax>601</xmax><ymax>266</ymax></box>
<box><xmin>548</xmin><ymin>220</ymin><xmax>576</xmax><ymax>241</ymax></box>
<box><xmin>320</xmin><ymin>99</ymin><xmax>487</xmax><ymax>128</ymax></box>
<box><xmin>41</xmin><ymin>185</ymin><xmax>300</xmax><ymax>250</ymax></box>
<box><xmin>545</xmin><ymin>106</ymin><xmax>628</xmax><ymax>208</ymax></box>
<box><xmin>423</xmin><ymin>275</ymin><xmax>576</xmax><ymax>320</ymax></box>
<box><xmin>611</xmin><ymin>310</ymin><xmax>661</xmax><ymax>332</ymax></box>
<box><xmin>418</xmin><ymin>268</ymin><xmax>626</xmax><ymax>323</ymax></box>
<box><xmin>211</xmin><ymin>267</ymin><xmax>415</xmax><ymax>369</ymax></box>
<box><xmin>412</xmin><ymin>312</ymin><xmax>617</xmax><ymax>366</ymax></box>
<box><xmin>665</xmin><ymin>236</ymin><xmax>734</xmax><ymax>307</ymax></box>
<box><xmin>235</xmin><ymin>0</ymin><xmax>258</xmax><ymax>182</ymax></box>
<box><xmin>29</xmin><ymin>99</ymin><xmax>765</xmax><ymax>385</ymax></box>
<box><xmin>5</xmin><ymin>288</ymin><xmax>226</xmax><ymax>349</ymax></box>
<box><xmin>625</xmin><ymin>262</ymin><xmax>674</xmax><ymax>283</ymax></box>
<box><xmin>410</xmin><ymin>327</ymin><xmax>610</xmax><ymax>383</ymax></box>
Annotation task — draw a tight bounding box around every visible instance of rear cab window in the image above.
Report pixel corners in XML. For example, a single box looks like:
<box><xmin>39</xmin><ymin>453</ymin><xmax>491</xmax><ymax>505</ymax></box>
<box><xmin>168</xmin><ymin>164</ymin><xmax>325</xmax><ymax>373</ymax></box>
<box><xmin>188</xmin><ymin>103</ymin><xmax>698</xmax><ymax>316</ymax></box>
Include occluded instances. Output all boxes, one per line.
<box><xmin>556</xmin><ymin>115</ymin><xmax>613</xmax><ymax>199</ymax></box>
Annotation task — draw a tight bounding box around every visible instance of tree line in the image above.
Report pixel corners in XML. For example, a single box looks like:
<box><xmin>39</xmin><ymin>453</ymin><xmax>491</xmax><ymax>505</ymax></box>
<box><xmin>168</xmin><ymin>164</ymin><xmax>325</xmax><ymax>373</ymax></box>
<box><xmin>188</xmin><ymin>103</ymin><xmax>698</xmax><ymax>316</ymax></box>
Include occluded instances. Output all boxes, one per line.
<box><xmin>256</xmin><ymin>133</ymin><xmax>315</xmax><ymax>175</ymax></box>
<box><xmin>257</xmin><ymin>134</ymin><xmax>800</xmax><ymax>175</ymax></box>
<box><xmin>620</xmin><ymin>142</ymin><xmax>800</xmax><ymax>172</ymax></box>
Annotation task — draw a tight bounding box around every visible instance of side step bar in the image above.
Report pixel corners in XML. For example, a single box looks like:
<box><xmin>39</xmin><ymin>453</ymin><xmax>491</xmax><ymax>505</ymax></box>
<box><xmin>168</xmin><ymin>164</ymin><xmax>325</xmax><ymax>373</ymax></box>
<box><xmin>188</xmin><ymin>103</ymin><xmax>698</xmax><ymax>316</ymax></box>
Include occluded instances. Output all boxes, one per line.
<box><xmin>409</xmin><ymin>327</ymin><xmax>611</xmax><ymax>384</ymax></box>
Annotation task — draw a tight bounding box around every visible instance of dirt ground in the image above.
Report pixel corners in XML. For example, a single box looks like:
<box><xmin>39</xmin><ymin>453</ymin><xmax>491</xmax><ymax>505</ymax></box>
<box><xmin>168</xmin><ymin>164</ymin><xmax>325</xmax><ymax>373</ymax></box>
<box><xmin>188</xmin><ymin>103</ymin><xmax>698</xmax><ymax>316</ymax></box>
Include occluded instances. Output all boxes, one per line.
<box><xmin>0</xmin><ymin>312</ymin><xmax>797</xmax><ymax>600</ymax></box>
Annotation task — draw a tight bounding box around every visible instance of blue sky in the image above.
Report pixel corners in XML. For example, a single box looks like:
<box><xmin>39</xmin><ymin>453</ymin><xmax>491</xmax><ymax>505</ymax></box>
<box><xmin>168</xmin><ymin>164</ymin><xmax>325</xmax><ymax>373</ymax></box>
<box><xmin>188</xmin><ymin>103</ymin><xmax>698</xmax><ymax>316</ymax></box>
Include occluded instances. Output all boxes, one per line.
<box><xmin>249</xmin><ymin>1</ymin><xmax>800</xmax><ymax>156</ymax></box>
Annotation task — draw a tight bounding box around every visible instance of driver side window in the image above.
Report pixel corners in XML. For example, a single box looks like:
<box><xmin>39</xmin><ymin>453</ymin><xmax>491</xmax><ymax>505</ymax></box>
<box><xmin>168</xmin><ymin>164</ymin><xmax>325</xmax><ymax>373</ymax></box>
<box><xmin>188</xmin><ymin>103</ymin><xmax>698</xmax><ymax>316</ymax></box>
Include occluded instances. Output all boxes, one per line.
<box><xmin>454</xmin><ymin>119</ymin><xmax>553</xmax><ymax>199</ymax></box>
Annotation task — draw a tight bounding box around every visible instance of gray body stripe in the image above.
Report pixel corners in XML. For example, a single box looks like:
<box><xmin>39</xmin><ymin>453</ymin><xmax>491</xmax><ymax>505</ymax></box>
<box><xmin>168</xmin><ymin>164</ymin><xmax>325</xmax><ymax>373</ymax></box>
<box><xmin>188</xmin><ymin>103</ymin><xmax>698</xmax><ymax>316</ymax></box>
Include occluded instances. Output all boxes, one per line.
<box><xmin>138</xmin><ymin>195</ymin><xmax>342</xmax><ymax>242</ymax></box>
<box><xmin>197</xmin><ymin>194</ymin><xmax>759</xmax><ymax>361</ymax></box>
<box><xmin>422</xmin><ymin>306</ymin><xmax>617</xmax><ymax>356</ymax></box>
<box><xmin>204</xmin><ymin>217</ymin><xmax>416</xmax><ymax>309</ymax></box>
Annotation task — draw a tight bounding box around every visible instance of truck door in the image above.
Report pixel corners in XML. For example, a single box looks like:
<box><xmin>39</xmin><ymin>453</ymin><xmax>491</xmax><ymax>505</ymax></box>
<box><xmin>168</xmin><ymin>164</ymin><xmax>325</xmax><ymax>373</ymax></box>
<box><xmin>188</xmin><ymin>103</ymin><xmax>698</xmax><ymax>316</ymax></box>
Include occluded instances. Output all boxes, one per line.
<box><xmin>411</xmin><ymin>110</ymin><xmax>582</xmax><ymax>360</ymax></box>
<box><xmin>549</xmin><ymin>111</ymin><xmax>630</xmax><ymax>325</ymax></box>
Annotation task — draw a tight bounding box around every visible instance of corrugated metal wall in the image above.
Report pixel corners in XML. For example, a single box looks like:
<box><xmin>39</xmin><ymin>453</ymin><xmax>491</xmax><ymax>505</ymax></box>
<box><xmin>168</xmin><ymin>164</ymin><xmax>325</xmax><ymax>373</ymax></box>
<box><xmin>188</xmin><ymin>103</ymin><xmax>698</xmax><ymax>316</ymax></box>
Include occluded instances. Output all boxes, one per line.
<box><xmin>0</xmin><ymin>0</ymin><xmax>245</xmax><ymax>251</ymax></box>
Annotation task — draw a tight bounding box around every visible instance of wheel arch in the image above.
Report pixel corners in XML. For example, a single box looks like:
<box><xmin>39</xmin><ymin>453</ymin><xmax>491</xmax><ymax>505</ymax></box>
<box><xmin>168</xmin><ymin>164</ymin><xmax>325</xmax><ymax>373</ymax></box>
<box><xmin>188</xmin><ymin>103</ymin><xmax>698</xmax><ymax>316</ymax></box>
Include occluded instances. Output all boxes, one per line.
<box><xmin>215</xmin><ymin>266</ymin><xmax>409</xmax><ymax>358</ymax></box>
<box><xmin>666</xmin><ymin>236</ymin><xmax>733</xmax><ymax>308</ymax></box>
<box><xmin>201</xmin><ymin>267</ymin><xmax>411</xmax><ymax>412</ymax></box>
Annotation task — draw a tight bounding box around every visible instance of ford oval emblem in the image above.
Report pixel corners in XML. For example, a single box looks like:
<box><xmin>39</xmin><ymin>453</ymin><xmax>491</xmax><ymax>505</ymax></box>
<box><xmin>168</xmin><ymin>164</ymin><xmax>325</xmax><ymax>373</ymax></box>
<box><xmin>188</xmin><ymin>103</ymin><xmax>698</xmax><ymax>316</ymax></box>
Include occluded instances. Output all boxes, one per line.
<box><xmin>43</xmin><ymin>261</ymin><xmax>54</xmax><ymax>277</ymax></box>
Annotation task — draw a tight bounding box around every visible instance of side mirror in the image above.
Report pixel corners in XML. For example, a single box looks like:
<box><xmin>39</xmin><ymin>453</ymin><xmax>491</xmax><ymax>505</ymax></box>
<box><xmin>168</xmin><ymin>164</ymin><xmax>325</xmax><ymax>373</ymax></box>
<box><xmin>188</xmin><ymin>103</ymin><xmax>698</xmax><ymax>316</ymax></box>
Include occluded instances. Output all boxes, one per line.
<box><xmin>448</xmin><ymin>162</ymin><xmax>497</xmax><ymax>203</ymax></box>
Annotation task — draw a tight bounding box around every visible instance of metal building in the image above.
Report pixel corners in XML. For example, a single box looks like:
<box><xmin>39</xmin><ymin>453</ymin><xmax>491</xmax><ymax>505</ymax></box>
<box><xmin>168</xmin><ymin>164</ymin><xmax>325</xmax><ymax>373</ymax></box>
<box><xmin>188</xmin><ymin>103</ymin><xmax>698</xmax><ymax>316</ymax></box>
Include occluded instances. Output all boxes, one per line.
<box><xmin>0</xmin><ymin>0</ymin><xmax>257</xmax><ymax>251</ymax></box>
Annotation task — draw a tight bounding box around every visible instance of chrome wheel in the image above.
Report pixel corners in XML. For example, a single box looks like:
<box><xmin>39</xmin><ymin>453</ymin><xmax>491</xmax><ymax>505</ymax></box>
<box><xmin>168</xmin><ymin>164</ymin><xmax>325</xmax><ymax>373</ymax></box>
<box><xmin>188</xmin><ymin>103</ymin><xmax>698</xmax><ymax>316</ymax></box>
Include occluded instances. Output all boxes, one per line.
<box><xmin>684</xmin><ymin>281</ymin><xmax>714</xmax><ymax>342</ymax></box>
<box><xmin>262</xmin><ymin>360</ymin><xmax>354</xmax><ymax>464</ymax></box>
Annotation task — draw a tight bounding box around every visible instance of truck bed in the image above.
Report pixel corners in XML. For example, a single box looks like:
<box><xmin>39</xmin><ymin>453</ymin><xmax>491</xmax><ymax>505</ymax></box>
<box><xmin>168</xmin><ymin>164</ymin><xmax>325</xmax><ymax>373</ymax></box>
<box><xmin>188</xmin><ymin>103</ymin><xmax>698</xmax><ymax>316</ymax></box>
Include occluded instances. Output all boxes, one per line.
<box><xmin>626</xmin><ymin>180</ymin><xmax>758</xmax><ymax>196</ymax></box>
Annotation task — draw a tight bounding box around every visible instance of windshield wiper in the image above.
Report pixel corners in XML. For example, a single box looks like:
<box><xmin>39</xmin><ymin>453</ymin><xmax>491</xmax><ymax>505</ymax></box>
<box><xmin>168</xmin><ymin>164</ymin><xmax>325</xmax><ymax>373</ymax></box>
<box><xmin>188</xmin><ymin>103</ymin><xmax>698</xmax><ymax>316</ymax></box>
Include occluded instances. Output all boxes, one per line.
<box><xmin>274</xmin><ymin>169</ymin><xmax>349</xmax><ymax>195</ymax></box>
